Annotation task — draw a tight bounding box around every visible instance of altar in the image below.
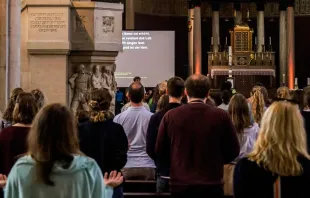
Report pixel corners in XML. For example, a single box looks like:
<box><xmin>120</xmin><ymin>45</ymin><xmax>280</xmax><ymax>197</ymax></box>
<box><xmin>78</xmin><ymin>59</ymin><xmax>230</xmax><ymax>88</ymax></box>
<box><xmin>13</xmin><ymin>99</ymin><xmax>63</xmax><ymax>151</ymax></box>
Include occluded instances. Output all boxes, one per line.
<box><xmin>207</xmin><ymin>23</ymin><xmax>276</xmax><ymax>97</ymax></box>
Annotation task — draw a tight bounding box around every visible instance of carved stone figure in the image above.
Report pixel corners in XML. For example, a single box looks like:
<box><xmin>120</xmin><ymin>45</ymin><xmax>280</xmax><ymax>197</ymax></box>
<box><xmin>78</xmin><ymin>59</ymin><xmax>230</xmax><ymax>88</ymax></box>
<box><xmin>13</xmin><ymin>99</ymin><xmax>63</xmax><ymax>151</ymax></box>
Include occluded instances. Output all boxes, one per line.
<box><xmin>102</xmin><ymin>64</ymin><xmax>117</xmax><ymax>113</ymax></box>
<box><xmin>92</xmin><ymin>65</ymin><xmax>104</xmax><ymax>89</ymax></box>
<box><xmin>102</xmin><ymin>16</ymin><xmax>115</xmax><ymax>33</ymax></box>
<box><xmin>69</xmin><ymin>64</ymin><xmax>92</xmax><ymax>114</ymax></box>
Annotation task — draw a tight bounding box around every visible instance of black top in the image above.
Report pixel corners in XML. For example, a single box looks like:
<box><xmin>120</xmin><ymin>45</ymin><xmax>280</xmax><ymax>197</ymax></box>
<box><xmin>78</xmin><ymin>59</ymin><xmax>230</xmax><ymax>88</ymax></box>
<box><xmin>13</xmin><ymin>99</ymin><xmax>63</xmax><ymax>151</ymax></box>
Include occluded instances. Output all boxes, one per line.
<box><xmin>78</xmin><ymin>119</ymin><xmax>128</xmax><ymax>173</ymax></box>
<box><xmin>146</xmin><ymin>103</ymin><xmax>181</xmax><ymax>176</ymax></box>
<box><xmin>301</xmin><ymin>111</ymin><xmax>310</xmax><ymax>152</ymax></box>
<box><xmin>234</xmin><ymin>157</ymin><xmax>310</xmax><ymax>198</ymax></box>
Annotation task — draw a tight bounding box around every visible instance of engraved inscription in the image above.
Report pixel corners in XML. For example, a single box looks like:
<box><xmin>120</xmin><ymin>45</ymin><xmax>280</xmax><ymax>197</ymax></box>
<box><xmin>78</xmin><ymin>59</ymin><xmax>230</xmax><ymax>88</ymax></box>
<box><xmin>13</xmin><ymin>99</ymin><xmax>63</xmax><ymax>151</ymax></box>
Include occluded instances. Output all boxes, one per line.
<box><xmin>29</xmin><ymin>13</ymin><xmax>67</xmax><ymax>32</ymax></box>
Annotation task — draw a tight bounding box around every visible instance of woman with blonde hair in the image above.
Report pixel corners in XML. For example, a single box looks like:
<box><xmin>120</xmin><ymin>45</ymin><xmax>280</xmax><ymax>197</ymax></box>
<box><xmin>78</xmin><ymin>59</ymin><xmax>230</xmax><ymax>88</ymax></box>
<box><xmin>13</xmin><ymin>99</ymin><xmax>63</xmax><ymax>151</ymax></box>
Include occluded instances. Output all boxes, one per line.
<box><xmin>30</xmin><ymin>89</ymin><xmax>45</xmax><ymax>110</ymax></box>
<box><xmin>1</xmin><ymin>103</ymin><xmax>123</xmax><ymax>198</ymax></box>
<box><xmin>149</xmin><ymin>81</ymin><xmax>167</xmax><ymax>113</ymax></box>
<box><xmin>228</xmin><ymin>94</ymin><xmax>259</xmax><ymax>161</ymax></box>
<box><xmin>248</xmin><ymin>86</ymin><xmax>265</xmax><ymax>125</ymax></box>
<box><xmin>277</xmin><ymin>86</ymin><xmax>290</xmax><ymax>99</ymax></box>
<box><xmin>156</xmin><ymin>94</ymin><xmax>169</xmax><ymax>112</ymax></box>
<box><xmin>234</xmin><ymin>100</ymin><xmax>310</xmax><ymax>198</ymax></box>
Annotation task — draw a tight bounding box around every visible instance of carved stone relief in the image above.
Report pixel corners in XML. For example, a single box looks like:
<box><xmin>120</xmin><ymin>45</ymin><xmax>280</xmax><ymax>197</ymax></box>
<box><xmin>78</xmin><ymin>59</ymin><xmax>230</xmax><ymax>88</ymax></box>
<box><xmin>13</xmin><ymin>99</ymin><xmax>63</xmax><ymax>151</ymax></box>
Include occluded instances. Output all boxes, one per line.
<box><xmin>74</xmin><ymin>15</ymin><xmax>86</xmax><ymax>33</ymax></box>
<box><xmin>102</xmin><ymin>16</ymin><xmax>115</xmax><ymax>33</ymax></box>
<box><xmin>68</xmin><ymin>63</ymin><xmax>117</xmax><ymax>114</ymax></box>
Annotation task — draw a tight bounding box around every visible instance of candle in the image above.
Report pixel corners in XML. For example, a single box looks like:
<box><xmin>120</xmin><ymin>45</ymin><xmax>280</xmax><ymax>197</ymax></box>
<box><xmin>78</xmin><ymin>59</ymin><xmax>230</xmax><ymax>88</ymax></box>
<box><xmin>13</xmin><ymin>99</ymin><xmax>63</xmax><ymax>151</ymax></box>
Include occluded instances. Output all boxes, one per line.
<box><xmin>308</xmin><ymin>78</ymin><xmax>310</xmax><ymax>85</ymax></box>
<box><xmin>228</xmin><ymin>46</ymin><xmax>232</xmax><ymax>66</ymax></box>
<box><xmin>254</xmin><ymin>53</ymin><xmax>257</xmax><ymax>60</ymax></box>
<box><xmin>269</xmin><ymin>37</ymin><xmax>272</xmax><ymax>45</ymax></box>
<box><xmin>255</xmin><ymin>37</ymin><xmax>257</xmax><ymax>45</ymax></box>
<box><xmin>247</xmin><ymin>10</ymin><xmax>250</xmax><ymax>18</ymax></box>
<box><xmin>283</xmin><ymin>74</ymin><xmax>285</xmax><ymax>84</ymax></box>
<box><xmin>295</xmin><ymin>78</ymin><xmax>298</xmax><ymax>85</ymax></box>
<box><xmin>211</xmin><ymin>37</ymin><xmax>213</xmax><ymax>45</ymax></box>
<box><xmin>225</xmin><ymin>37</ymin><xmax>228</xmax><ymax>45</ymax></box>
<box><xmin>211</xmin><ymin>54</ymin><xmax>214</xmax><ymax>61</ymax></box>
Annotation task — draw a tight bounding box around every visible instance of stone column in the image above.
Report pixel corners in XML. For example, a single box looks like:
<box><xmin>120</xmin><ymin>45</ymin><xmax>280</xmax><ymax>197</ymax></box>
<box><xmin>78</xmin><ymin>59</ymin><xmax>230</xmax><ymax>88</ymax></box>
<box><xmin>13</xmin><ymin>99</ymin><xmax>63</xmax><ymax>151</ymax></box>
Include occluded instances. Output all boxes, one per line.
<box><xmin>9</xmin><ymin>0</ymin><xmax>21</xmax><ymax>92</ymax></box>
<box><xmin>279</xmin><ymin>2</ymin><xmax>287</xmax><ymax>86</ymax></box>
<box><xmin>188</xmin><ymin>1</ymin><xmax>194</xmax><ymax>76</ymax></box>
<box><xmin>234</xmin><ymin>3</ymin><xmax>242</xmax><ymax>26</ymax></box>
<box><xmin>193</xmin><ymin>0</ymin><xmax>202</xmax><ymax>74</ymax></box>
<box><xmin>212</xmin><ymin>3</ymin><xmax>220</xmax><ymax>52</ymax></box>
<box><xmin>257</xmin><ymin>3</ymin><xmax>265</xmax><ymax>52</ymax></box>
<box><xmin>0</xmin><ymin>0</ymin><xmax>7</xmax><ymax>110</ymax></box>
<box><xmin>287</xmin><ymin>2</ymin><xmax>295</xmax><ymax>89</ymax></box>
<box><xmin>126</xmin><ymin>0</ymin><xmax>134</xmax><ymax>29</ymax></box>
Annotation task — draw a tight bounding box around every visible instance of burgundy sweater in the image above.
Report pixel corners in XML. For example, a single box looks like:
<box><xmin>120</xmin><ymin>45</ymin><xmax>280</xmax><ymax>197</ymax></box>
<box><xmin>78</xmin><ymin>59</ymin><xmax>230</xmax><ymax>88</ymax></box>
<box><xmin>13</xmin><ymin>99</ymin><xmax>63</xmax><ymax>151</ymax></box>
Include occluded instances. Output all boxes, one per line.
<box><xmin>0</xmin><ymin>126</ymin><xmax>30</xmax><ymax>175</ymax></box>
<box><xmin>156</xmin><ymin>103</ymin><xmax>240</xmax><ymax>192</ymax></box>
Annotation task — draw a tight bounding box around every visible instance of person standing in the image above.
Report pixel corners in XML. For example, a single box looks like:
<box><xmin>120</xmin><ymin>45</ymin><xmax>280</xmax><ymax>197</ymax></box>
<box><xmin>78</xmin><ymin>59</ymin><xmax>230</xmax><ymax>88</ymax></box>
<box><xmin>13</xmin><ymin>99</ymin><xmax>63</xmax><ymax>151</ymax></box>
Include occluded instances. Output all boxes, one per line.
<box><xmin>114</xmin><ymin>82</ymin><xmax>155</xmax><ymax>180</ymax></box>
<box><xmin>156</xmin><ymin>74</ymin><xmax>240</xmax><ymax>198</ymax></box>
<box><xmin>147</xmin><ymin>77</ymin><xmax>184</xmax><ymax>192</ymax></box>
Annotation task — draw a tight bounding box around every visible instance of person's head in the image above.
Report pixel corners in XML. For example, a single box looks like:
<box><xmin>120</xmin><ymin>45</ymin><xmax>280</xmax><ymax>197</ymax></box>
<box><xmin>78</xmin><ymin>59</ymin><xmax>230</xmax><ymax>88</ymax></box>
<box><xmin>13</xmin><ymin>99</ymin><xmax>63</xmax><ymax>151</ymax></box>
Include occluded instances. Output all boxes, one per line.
<box><xmin>167</xmin><ymin>77</ymin><xmax>185</xmax><ymax>99</ymax></box>
<box><xmin>156</xmin><ymin>94</ymin><xmax>170</xmax><ymax>112</ymax></box>
<box><xmin>13</xmin><ymin>92</ymin><xmax>38</xmax><ymax>125</ymax></box>
<box><xmin>88</xmin><ymin>89</ymin><xmax>113</xmax><ymax>122</ymax></box>
<box><xmin>251</xmin><ymin>86</ymin><xmax>265</xmax><ymax>124</ymax></box>
<box><xmin>3</xmin><ymin>88</ymin><xmax>24</xmax><ymax>121</ymax></box>
<box><xmin>249</xmin><ymin>101</ymin><xmax>310</xmax><ymax>176</ymax></box>
<box><xmin>290</xmin><ymin>89</ymin><xmax>304</xmax><ymax>111</ymax></box>
<box><xmin>221</xmin><ymin>81</ymin><xmax>232</xmax><ymax>91</ymax></box>
<box><xmin>152</xmin><ymin>81</ymin><xmax>167</xmax><ymax>104</ymax></box>
<box><xmin>30</xmin><ymin>89</ymin><xmax>45</xmax><ymax>110</ymax></box>
<box><xmin>228</xmin><ymin>94</ymin><xmax>251</xmax><ymax>135</ymax></box>
<box><xmin>128</xmin><ymin>82</ymin><xmax>145</xmax><ymax>104</ymax></box>
<box><xmin>221</xmin><ymin>90</ymin><xmax>231</xmax><ymax>105</ymax></box>
<box><xmin>304</xmin><ymin>90</ymin><xmax>310</xmax><ymax>109</ymax></box>
<box><xmin>260</xmin><ymin>86</ymin><xmax>269</xmax><ymax>106</ymax></box>
<box><xmin>77</xmin><ymin>64</ymin><xmax>85</xmax><ymax>74</ymax></box>
<box><xmin>185</xmin><ymin>74</ymin><xmax>210</xmax><ymax>100</ymax></box>
<box><xmin>133</xmin><ymin>76</ymin><xmax>141</xmax><ymax>83</ymax></box>
<box><xmin>28</xmin><ymin>103</ymin><xmax>81</xmax><ymax>185</ymax></box>
<box><xmin>277</xmin><ymin>86</ymin><xmax>290</xmax><ymax>99</ymax></box>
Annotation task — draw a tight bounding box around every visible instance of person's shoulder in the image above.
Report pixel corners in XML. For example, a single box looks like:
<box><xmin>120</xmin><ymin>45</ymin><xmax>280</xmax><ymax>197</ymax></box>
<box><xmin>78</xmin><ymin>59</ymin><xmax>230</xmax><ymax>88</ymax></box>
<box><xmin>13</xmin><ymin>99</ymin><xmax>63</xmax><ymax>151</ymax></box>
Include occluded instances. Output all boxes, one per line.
<box><xmin>0</xmin><ymin>126</ymin><xmax>15</xmax><ymax>139</ymax></box>
<box><xmin>9</xmin><ymin>155</ymin><xmax>35</xmax><ymax>179</ymax></box>
<box><xmin>235</xmin><ymin>157</ymin><xmax>261</xmax><ymax>174</ymax></box>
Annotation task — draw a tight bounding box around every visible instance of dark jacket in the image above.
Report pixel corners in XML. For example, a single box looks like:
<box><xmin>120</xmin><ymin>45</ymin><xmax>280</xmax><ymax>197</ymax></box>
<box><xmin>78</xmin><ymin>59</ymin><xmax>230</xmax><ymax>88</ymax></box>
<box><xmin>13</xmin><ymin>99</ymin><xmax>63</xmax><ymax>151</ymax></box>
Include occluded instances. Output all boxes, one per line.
<box><xmin>234</xmin><ymin>157</ymin><xmax>310</xmax><ymax>198</ymax></box>
<box><xmin>156</xmin><ymin>103</ymin><xmax>240</xmax><ymax>192</ymax></box>
<box><xmin>0</xmin><ymin>126</ymin><xmax>30</xmax><ymax>175</ymax></box>
<box><xmin>301</xmin><ymin>111</ymin><xmax>310</xmax><ymax>152</ymax></box>
<box><xmin>78</xmin><ymin>119</ymin><xmax>128</xmax><ymax>173</ymax></box>
<box><xmin>146</xmin><ymin>103</ymin><xmax>181</xmax><ymax>176</ymax></box>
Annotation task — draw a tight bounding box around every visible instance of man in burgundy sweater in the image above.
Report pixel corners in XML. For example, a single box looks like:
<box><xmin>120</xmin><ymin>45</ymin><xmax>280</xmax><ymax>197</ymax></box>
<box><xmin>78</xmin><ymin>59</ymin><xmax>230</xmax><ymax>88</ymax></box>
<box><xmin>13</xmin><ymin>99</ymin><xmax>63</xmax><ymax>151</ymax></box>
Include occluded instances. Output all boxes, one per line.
<box><xmin>156</xmin><ymin>74</ymin><xmax>240</xmax><ymax>198</ymax></box>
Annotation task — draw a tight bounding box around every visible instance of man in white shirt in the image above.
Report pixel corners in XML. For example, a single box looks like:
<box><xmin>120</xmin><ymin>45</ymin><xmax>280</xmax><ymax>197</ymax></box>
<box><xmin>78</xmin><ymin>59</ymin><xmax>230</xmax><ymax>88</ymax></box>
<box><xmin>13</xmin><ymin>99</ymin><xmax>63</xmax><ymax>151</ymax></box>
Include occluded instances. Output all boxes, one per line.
<box><xmin>114</xmin><ymin>82</ymin><xmax>155</xmax><ymax>180</ymax></box>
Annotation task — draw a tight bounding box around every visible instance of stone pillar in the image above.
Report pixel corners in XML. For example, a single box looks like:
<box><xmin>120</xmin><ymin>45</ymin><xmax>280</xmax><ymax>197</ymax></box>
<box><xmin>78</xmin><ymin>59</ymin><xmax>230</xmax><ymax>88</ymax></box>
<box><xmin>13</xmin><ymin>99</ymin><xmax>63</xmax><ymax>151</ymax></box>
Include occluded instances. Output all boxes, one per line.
<box><xmin>193</xmin><ymin>1</ymin><xmax>202</xmax><ymax>74</ymax></box>
<box><xmin>234</xmin><ymin>3</ymin><xmax>242</xmax><ymax>26</ymax></box>
<box><xmin>0</xmin><ymin>0</ymin><xmax>7</xmax><ymax>110</ymax></box>
<box><xmin>188</xmin><ymin>1</ymin><xmax>194</xmax><ymax>76</ymax></box>
<box><xmin>257</xmin><ymin>3</ymin><xmax>265</xmax><ymax>52</ymax></box>
<box><xmin>212</xmin><ymin>3</ymin><xmax>220</xmax><ymax>52</ymax></box>
<box><xmin>279</xmin><ymin>2</ymin><xmax>287</xmax><ymax>86</ymax></box>
<box><xmin>287</xmin><ymin>2</ymin><xmax>295</xmax><ymax>89</ymax></box>
<box><xmin>126</xmin><ymin>0</ymin><xmax>134</xmax><ymax>29</ymax></box>
<box><xmin>9</xmin><ymin>0</ymin><xmax>21</xmax><ymax>93</ymax></box>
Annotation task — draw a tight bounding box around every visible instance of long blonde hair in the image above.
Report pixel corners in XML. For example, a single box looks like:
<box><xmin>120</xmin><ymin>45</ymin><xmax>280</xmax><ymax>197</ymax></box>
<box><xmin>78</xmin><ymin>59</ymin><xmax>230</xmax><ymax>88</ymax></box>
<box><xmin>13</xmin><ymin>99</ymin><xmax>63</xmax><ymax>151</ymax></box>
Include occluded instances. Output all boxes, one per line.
<box><xmin>248</xmin><ymin>101</ymin><xmax>310</xmax><ymax>176</ymax></box>
<box><xmin>251</xmin><ymin>86</ymin><xmax>265</xmax><ymax>124</ymax></box>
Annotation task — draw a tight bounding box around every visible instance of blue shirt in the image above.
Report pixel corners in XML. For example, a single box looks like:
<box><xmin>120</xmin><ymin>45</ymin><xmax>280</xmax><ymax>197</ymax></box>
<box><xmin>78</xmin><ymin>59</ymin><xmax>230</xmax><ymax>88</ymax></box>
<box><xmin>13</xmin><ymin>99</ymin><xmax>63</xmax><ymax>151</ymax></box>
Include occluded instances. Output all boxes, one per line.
<box><xmin>114</xmin><ymin>106</ymin><xmax>155</xmax><ymax>168</ymax></box>
<box><xmin>116</xmin><ymin>91</ymin><xmax>123</xmax><ymax>102</ymax></box>
<box><xmin>4</xmin><ymin>155</ymin><xmax>113</xmax><ymax>198</ymax></box>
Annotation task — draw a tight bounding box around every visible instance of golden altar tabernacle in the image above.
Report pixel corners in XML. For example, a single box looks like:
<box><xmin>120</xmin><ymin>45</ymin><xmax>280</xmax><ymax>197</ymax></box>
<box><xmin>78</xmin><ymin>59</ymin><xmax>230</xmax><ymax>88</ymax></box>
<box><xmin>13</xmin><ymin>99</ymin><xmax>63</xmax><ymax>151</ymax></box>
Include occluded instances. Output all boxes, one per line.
<box><xmin>208</xmin><ymin>23</ymin><xmax>276</xmax><ymax>97</ymax></box>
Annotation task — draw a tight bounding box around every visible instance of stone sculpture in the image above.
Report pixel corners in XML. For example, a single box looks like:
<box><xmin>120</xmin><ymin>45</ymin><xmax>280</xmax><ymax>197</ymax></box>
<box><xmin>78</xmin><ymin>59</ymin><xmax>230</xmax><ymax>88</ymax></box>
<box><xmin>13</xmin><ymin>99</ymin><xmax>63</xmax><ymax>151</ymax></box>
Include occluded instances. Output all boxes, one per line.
<box><xmin>92</xmin><ymin>65</ymin><xmax>104</xmax><ymax>89</ymax></box>
<box><xmin>69</xmin><ymin>64</ymin><xmax>92</xmax><ymax>114</ymax></box>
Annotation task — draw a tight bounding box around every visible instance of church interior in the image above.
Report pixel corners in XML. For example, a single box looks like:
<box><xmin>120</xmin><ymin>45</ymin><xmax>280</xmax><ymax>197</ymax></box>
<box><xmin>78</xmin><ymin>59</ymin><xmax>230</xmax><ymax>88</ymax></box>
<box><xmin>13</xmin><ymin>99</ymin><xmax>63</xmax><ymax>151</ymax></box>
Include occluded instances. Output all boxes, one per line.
<box><xmin>0</xmin><ymin>0</ymin><xmax>310</xmax><ymax>198</ymax></box>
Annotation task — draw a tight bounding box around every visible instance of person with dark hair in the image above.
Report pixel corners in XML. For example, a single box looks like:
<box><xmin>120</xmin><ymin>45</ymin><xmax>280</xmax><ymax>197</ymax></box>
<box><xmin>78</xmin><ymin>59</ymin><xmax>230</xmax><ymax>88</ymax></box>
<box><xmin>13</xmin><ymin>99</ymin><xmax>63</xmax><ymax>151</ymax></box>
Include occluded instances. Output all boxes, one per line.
<box><xmin>156</xmin><ymin>74</ymin><xmax>240</xmax><ymax>198</ymax></box>
<box><xmin>1</xmin><ymin>103</ymin><xmax>123</xmax><ymax>198</ymax></box>
<box><xmin>218</xmin><ymin>90</ymin><xmax>231</xmax><ymax>111</ymax></box>
<box><xmin>302</xmin><ymin>90</ymin><xmax>310</xmax><ymax>152</ymax></box>
<box><xmin>30</xmin><ymin>89</ymin><xmax>45</xmax><ymax>110</ymax></box>
<box><xmin>79</xmin><ymin>89</ymin><xmax>128</xmax><ymax>198</ymax></box>
<box><xmin>0</xmin><ymin>92</ymin><xmax>38</xmax><ymax>176</ymax></box>
<box><xmin>114</xmin><ymin>82</ymin><xmax>155</xmax><ymax>180</ymax></box>
<box><xmin>121</xmin><ymin>84</ymin><xmax>150</xmax><ymax>112</ymax></box>
<box><xmin>1</xmin><ymin>88</ymin><xmax>23</xmax><ymax>131</ymax></box>
<box><xmin>146</xmin><ymin>77</ymin><xmax>184</xmax><ymax>192</ymax></box>
<box><xmin>133</xmin><ymin>76</ymin><xmax>141</xmax><ymax>83</ymax></box>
